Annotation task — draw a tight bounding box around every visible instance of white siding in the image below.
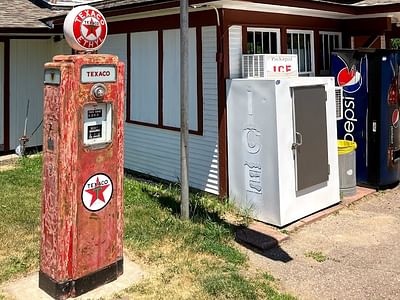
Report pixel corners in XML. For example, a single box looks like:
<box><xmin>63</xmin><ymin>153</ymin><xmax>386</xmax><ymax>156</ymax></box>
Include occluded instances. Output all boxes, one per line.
<box><xmin>50</xmin><ymin>38</ymin><xmax>71</xmax><ymax>57</ymax></box>
<box><xmin>130</xmin><ymin>31</ymin><xmax>158</xmax><ymax>124</ymax></box>
<box><xmin>99</xmin><ymin>33</ymin><xmax>128</xmax><ymax>104</ymax></box>
<box><xmin>229</xmin><ymin>25</ymin><xmax>242</xmax><ymax>78</ymax></box>
<box><xmin>0</xmin><ymin>42</ymin><xmax>4</xmax><ymax>146</ymax></box>
<box><xmin>9</xmin><ymin>39</ymin><xmax>54</xmax><ymax>150</ymax></box>
<box><xmin>99</xmin><ymin>34</ymin><xmax>127</xmax><ymax>66</ymax></box>
<box><xmin>125</xmin><ymin>26</ymin><xmax>219</xmax><ymax>194</ymax></box>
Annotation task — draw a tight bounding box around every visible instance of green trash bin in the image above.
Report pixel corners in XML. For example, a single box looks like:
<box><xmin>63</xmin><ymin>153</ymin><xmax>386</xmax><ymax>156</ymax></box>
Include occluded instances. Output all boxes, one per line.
<box><xmin>337</xmin><ymin>140</ymin><xmax>357</xmax><ymax>197</ymax></box>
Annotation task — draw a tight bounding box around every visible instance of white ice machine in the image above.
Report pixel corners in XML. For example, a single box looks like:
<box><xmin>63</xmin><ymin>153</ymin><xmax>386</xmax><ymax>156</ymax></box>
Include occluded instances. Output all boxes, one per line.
<box><xmin>227</xmin><ymin>77</ymin><xmax>340</xmax><ymax>227</ymax></box>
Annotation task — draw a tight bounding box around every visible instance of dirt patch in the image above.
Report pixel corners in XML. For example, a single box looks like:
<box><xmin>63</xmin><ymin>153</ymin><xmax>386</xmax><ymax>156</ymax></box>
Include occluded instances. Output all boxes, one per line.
<box><xmin>0</xmin><ymin>155</ymin><xmax>18</xmax><ymax>172</ymax></box>
<box><xmin>0</xmin><ymin>165</ymin><xmax>16</xmax><ymax>172</ymax></box>
<box><xmin>242</xmin><ymin>187</ymin><xmax>400</xmax><ymax>300</ymax></box>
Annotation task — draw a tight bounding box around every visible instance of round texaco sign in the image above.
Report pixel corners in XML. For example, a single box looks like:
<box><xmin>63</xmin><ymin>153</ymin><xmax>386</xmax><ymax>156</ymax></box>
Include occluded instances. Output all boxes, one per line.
<box><xmin>81</xmin><ymin>173</ymin><xmax>113</xmax><ymax>212</ymax></box>
<box><xmin>63</xmin><ymin>5</ymin><xmax>108</xmax><ymax>51</ymax></box>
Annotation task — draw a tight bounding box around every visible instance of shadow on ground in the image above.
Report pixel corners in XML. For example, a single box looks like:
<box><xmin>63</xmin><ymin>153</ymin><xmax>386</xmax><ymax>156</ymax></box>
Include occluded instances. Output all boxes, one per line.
<box><xmin>140</xmin><ymin>182</ymin><xmax>293</xmax><ymax>263</ymax></box>
<box><xmin>235</xmin><ymin>227</ymin><xmax>293</xmax><ymax>263</ymax></box>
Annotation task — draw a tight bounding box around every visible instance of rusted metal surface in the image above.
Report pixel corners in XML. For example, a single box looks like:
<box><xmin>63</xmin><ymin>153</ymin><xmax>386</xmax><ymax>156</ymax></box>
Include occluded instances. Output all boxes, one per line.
<box><xmin>40</xmin><ymin>54</ymin><xmax>124</xmax><ymax>297</ymax></box>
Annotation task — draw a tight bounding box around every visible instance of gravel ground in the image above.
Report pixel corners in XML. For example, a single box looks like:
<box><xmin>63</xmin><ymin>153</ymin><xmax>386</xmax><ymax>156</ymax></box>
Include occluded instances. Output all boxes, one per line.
<box><xmin>241</xmin><ymin>186</ymin><xmax>400</xmax><ymax>300</ymax></box>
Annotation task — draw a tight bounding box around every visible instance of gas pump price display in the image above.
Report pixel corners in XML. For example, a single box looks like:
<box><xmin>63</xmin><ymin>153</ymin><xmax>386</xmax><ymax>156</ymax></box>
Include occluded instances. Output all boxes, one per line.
<box><xmin>88</xmin><ymin>124</ymin><xmax>102</xmax><ymax>139</ymax></box>
<box><xmin>87</xmin><ymin>108</ymin><xmax>103</xmax><ymax>119</ymax></box>
<box><xmin>87</xmin><ymin>108</ymin><xmax>104</xmax><ymax>140</ymax></box>
<box><xmin>83</xmin><ymin>102</ymin><xmax>112</xmax><ymax>146</ymax></box>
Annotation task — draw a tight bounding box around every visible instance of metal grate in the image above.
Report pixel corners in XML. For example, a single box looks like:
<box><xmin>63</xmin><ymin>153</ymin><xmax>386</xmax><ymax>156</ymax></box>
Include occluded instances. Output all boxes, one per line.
<box><xmin>335</xmin><ymin>87</ymin><xmax>343</xmax><ymax>120</ymax></box>
<box><xmin>242</xmin><ymin>54</ymin><xmax>265</xmax><ymax>78</ymax></box>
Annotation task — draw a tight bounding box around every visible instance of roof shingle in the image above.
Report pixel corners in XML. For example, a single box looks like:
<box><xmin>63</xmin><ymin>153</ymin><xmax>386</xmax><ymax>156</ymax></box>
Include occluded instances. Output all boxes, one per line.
<box><xmin>0</xmin><ymin>0</ymin><xmax>65</xmax><ymax>29</ymax></box>
<box><xmin>2</xmin><ymin>0</ymin><xmax>400</xmax><ymax>30</ymax></box>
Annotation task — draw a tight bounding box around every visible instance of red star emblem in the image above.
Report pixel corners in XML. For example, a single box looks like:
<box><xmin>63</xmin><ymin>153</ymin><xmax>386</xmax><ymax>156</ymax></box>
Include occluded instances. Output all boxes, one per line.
<box><xmin>85</xmin><ymin>177</ymin><xmax>110</xmax><ymax>207</ymax></box>
<box><xmin>83</xmin><ymin>18</ymin><xmax>99</xmax><ymax>38</ymax></box>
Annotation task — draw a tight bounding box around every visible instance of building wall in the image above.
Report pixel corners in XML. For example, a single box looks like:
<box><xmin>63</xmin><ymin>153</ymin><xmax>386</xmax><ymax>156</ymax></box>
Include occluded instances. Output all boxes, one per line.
<box><xmin>98</xmin><ymin>29</ymin><xmax>219</xmax><ymax>194</ymax></box>
<box><xmin>8</xmin><ymin>38</ymin><xmax>70</xmax><ymax>151</ymax></box>
<box><xmin>123</xmin><ymin>26</ymin><xmax>219</xmax><ymax>194</ymax></box>
<box><xmin>99</xmin><ymin>34</ymin><xmax>128</xmax><ymax>80</ymax></box>
<box><xmin>0</xmin><ymin>42</ymin><xmax>4</xmax><ymax>147</ymax></box>
<box><xmin>9</xmin><ymin>39</ymin><xmax>51</xmax><ymax>150</ymax></box>
<box><xmin>229</xmin><ymin>25</ymin><xmax>243</xmax><ymax>79</ymax></box>
<box><xmin>352</xmin><ymin>35</ymin><xmax>385</xmax><ymax>48</ymax></box>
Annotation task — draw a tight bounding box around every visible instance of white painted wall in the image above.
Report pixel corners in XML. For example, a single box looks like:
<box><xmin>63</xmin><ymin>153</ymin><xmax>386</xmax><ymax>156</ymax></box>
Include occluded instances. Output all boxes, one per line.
<box><xmin>0</xmin><ymin>42</ymin><xmax>4</xmax><ymax>147</ymax></box>
<box><xmin>5</xmin><ymin>30</ymin><xmax>219</xmax><ymax>194</ymax></box>
<box><xmin>9</xmin><ymin>39</ymin><xmax>54</xmax><ymax>150</ymax></box>
<box><xmin>99</xmin><ymin>33</ymin><xmax>128</xmax><ymax>103</ymax></box>
<box><xmin>229</xmin><ymin>25</ymin><xmax>242</xmax><ymax>78</ymax></box>
<box><xmin>124</xmin><ymin>26</ymin><xmax>219</xmax><ymax>194</ymax></box>
<box><xmin>7</xmin><ymin>37</ymin><xmax>71</xmax><ymax>151</ymax></box>
<box><xmin>6</xmin><ymin>35</ymin><xmax>125</xmax><ymax>152</ymax></box>
<box><xmin>99</xmin><ymin>34</ymin><xmax>127</xmax><ymax>69</ymax></box>
<box><xmin>50</xmin><ymin>38</ymin><xmax>71</xmax><ymax>57</ymax></box>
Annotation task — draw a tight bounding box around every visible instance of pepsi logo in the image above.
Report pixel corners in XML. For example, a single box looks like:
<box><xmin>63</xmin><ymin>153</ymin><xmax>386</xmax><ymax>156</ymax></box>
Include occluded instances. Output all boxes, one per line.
<box><xmin>392</xmin><ymin>109</ymin><xmax>399</xmax><ymax>128</ymax></box>
<box><xmin>337</xmin><ymin>66</ymin><xmax>362</xmax><ymax>93</ymax></box>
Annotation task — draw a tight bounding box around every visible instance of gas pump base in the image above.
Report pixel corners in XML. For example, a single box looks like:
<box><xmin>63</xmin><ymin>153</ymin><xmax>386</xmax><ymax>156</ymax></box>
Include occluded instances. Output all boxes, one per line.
<box><xmin>38</xmin><ymin>258</ymin><xmax>123</xmax><ymax>299</ymax></box>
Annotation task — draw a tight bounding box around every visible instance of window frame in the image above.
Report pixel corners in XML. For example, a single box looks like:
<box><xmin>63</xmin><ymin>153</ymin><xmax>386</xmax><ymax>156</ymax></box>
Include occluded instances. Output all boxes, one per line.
<box><xmin>286</xmin><ymin>29</ymin><xmax>315</xmax><ymax>76</ymax></box>
<box><xmin>126</xmin><ymin>28</ymin><xmax>203</xmax><ymax>136</ymax></box>
<box><xmin>319</xmin><ymin>31</ymin><xmax>342</xmax><ymax>75</ymax></box>
<box><xmin>246</xmin><ymin>27</ymin><xmax>281</xmax><ymax>54</ymax></box>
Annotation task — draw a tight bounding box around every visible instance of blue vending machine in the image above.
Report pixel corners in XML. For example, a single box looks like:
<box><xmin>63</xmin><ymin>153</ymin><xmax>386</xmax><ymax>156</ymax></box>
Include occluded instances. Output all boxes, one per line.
<box><xmin>332</xmin><ymin>49</ymin><xmax>400</xmax><ymax>189</ymax></box>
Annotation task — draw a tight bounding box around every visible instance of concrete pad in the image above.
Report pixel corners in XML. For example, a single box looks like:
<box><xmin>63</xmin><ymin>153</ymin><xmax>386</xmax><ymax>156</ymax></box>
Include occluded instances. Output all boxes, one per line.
<box><xmin>0</xmin><ymin>154</ymin><xmax>18</xmax><ymax>170</ymax></box>
<box><xmin>341</xmin><ymin>186</ymin><xmax>375</xmax><ymax>206</ymax></box>
<box><xmin>285</xmin><ymin>186</ymin><xmax>375</xmax><ymax>232</ymax></box>
<box><xmin>1</xmin><ymin>257</ymin><xmax>144</xmax><ymax>300</ymax></box>
<box><xmin>0</xmin><ymin>154</ymin><xmax>18</xmax><ymax>165</ymax></box>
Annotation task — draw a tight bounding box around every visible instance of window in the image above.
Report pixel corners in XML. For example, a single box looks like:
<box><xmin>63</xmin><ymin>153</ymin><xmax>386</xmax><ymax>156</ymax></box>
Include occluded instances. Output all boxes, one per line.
<box><xmin>247</xmin><ymin>28</ymin><xmax>280</xmax><ymax>54</ymax></box>
<box><xmin>131</xmin><ymin>31</ymin><xmax>159</xmax><ymax>124</ymax></box>
<box><xmin>163</xmin><ymin>28</ymin><xmax>198</xmax><ymax>131</ymax></box>
<box><xmin>319</xmin><ymin>31</ymin><xmax>342</xmax><ymax>75</ymax></box>
<box><xmin>287</xmin><ymin>30</ymin><xmax>314</xmax><ymax>76</ymax></box>
<box><xmin>129</xmin><ymin>29</ymin><xmax>201</xmax><ymax>133</ymax></box>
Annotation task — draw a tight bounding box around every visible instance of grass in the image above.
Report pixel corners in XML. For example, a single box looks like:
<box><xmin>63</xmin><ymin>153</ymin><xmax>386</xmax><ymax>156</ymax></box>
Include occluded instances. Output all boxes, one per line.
<box><xmin>0</xmin><ymin>157</ymin><xmax>41</xmax><ymax>282</ymax></box>
<box><xmin>0</xmin><ymin>155</ymin><xmax>295</xmax><ymax>299</ymax></box>
<box><xmin>304</xmin><ymin>251</ymin><xmax>328</xmax><ymax>263</ymax></box>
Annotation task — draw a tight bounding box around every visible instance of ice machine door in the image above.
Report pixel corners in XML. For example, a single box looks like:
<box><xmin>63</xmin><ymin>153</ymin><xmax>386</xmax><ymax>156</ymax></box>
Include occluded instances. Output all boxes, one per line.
<box><xmin>292</xmin><ymin>85</ymin><xmax>329</xmax><ymax>192</ymax></box>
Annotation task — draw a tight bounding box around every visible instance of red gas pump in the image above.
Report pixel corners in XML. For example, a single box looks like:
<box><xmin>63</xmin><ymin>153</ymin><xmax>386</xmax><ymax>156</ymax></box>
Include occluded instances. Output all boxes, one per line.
<box><xmin>39</xmin><ymin>6</ymin><xmax>125</xmax><ymax>299</ymax></box>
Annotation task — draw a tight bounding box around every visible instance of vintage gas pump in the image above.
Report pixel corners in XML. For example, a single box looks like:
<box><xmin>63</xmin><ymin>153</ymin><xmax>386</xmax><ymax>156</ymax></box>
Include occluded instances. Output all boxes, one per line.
<box><xmin>39</xmin><ymin>6</ymin><xmax>125</xmax><ymax>299</ymax></box>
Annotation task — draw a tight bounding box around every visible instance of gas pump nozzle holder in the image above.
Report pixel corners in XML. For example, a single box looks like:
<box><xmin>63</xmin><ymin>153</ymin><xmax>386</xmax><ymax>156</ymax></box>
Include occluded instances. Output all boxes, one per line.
<box><xmin>40</xmin><ymin>54</ymin><xmax>125</xmax><ymax>299</ymax></box>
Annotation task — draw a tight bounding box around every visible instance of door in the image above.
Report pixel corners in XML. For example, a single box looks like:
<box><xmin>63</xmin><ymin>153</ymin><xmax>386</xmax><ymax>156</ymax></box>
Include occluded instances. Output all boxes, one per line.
<box><xmin>0</xmin><ymin>42</ymin><xmax>4</xmax><ymax>149</ymax></box>
<box><xmin>292</xmin><ymin>85</ymin><xmax>329</xmax><ymax>192</ymax></box>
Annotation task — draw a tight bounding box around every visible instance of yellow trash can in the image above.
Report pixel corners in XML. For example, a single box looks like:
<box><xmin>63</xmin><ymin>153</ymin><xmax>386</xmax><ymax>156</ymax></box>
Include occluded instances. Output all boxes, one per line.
<box><xmin>337</xmin><ymin>140</ymin><xmax>357</xmax><ymax>196</ymax></box>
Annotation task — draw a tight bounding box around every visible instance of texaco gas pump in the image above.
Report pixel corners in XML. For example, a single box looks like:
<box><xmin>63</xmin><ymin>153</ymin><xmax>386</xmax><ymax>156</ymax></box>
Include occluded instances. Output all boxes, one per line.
<box><xmin>39</xmin><ymin>6</ymin><xmax>125</xmax><ymax>299</ymax></box>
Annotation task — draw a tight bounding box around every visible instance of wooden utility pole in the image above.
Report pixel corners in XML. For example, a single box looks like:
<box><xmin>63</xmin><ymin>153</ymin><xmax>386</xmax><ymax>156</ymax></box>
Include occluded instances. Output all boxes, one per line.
<box><xmin>180</xmin><ymin>0</ymin><xmax>190</xmax><ymax>220</ymax></box>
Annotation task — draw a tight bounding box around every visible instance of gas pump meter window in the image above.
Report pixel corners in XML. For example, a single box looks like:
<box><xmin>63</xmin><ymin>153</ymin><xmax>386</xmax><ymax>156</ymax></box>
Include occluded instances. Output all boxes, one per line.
<box><xmin>81</xmin><ymin>64</ymin><xmax>117</xmax><ymax>147</ymax></box>
<box><xmin>83</xmin><ymin>103</ymin><xmax>112</xmax><ymax>146</ymax></box>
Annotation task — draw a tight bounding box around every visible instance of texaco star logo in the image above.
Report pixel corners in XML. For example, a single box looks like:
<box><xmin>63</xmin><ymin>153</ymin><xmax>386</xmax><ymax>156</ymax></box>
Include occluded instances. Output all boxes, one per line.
<box><xmin>64</xmin><ymin>6</ymin><xmax>108</xmax><ymax>51</ymax></box>
<box><xmin>82</xmin><ymin>173</ymin><xmax>113</xmax><ymax>212</ymax></box>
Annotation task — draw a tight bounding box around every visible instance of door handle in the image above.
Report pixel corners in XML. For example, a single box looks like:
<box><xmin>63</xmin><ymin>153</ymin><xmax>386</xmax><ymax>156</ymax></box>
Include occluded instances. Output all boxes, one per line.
<box><xmin>291</xmin><ymin>132</ymin><xmax>303</xmax><ymax>150</ymax></box>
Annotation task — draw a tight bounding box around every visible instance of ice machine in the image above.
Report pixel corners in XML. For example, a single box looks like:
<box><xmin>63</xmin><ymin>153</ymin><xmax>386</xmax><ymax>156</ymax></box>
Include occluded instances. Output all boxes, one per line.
<box><xmin>332</xmin><ymin>49</ymin><xmax>400</xmax><ymax>189</ymax></box>
<box><xmin>227</xmin><ymin>77</ymin><xmax>340</xmax><ymax>227</ymax></box>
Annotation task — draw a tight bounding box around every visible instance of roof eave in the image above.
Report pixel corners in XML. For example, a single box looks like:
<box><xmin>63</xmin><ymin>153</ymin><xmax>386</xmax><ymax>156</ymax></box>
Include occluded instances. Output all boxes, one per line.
<box><xmin>40</xmin><ymin>0</ymin><xmax>400</xmax><ymax>26</ymax></box>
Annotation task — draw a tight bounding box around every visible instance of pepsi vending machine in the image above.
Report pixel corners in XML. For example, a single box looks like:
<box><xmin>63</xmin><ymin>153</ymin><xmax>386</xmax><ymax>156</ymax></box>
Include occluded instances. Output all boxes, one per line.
<box><xmin>332</xmin><ymin>49</ymin><xmax>400</xmax><ymax>189</ymax></box>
